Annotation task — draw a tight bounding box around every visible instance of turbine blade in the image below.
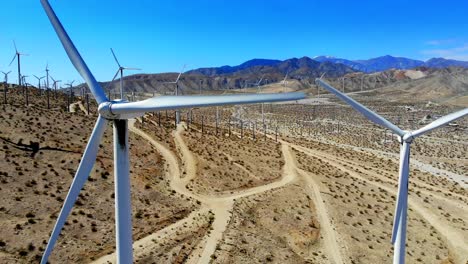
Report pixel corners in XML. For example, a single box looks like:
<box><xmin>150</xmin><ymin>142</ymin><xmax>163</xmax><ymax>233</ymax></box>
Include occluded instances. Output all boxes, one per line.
<box><xmin>9</xmin><ymin>54</ymin><xmax>17</xmax><ymax>66</ymax></box>
<box><xmin>41</xmin><ymin>116</ymin><xmax>108</xmax><ymax>264</ymax></box>
<box><xmin>123</xmin><ymin>67</ymin><xmax>141</xmax><ymax>71</ymax></box>
<box><xmin>391</xmin><ymin>142</ymin><xmax>410</xmax><ymax>244</ymax></box>
<box><xmin>316</xmin><ymin>79</ymin><xmax>405</xmax><ymax>137</ymax></box>
<box><xmin>40</xmin><ymin>0</ymin><xmax>108</xmax><ymax>104</ymax></box>
<box><xmin>111</xmin><ymin>69</ymin><xmax>120</xmax><ymax>83</ymax></box>
<box><xmin>110</xmin><ymin>92</ymin><xmax>305</xmax><ymax>115</ymax></box>
<box><xmin>175</xmin><ymin>64</ymin><xmax>186</xmax><ymax>83</ymax></box>
<box><xmin>110</xmin><ymin>48</ymin><xmax>121</xmax><ymax>68</ymax></box>
<box><xmin>13</xmin><ymin>40</ymin><xmax>18</xmax><ymax>52</ymax></box>
<box><xmin>411</xmin><ymin>108</ymin><xmax>468</xmax><ymax>138</ymax></box>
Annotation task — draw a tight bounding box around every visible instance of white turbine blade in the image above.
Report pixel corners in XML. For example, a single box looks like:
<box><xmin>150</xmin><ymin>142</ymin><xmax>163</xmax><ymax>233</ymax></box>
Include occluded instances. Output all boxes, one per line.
<box><xmin>316</xmin><ymin>78</ymin><xmax>405</xmax><ymax>137</ymax></box>
<box><xmin>41</xmin><ymin>116</ymin><xmax>108</xmax><ymax>264</ymax></box>
<box><xmin>411</xmin><ymin>108</ymin><xmax>468</xmax><ymax>138</ymax></box>
<box><xmin>111</xmin><ymin>92</ymin><xmax>305</xmax><ymax>115</ymax></box>
<box><xmin>123</xmin><ymin>67</ymin><xmax>141</xmax><ymax>71</ymax></box>
<box><xmin>111</xmin><ymin>69</ymin><xmax>120</xmax><ymax>83</ymax></box>
<box><xmin>9</xmin><ymin>54</ymin><xmax>17</xmax><ymax>66</ymax></box>
<box><xmin>13</xmin><ymin>40</ymin><xmax>18</xmax><ymax>52</ymax></box>
<box><xmin>40</xmin><ymin>0</ymin><xmax>108</xmax><ymax>104</ymax></box>
<box><xmin>175</xmin><ymin>64</ymin><xmax>186</xmax><ymax>83</ymax></box>
<box><xmin>110</xmin><ymin>48</ymin><xmax>122</xmax><ymax>68</ymax></box>
<box><xmin>391</xmin><ymin>141</ymin><xmax>410</xmax><ymax>244</ymax></box>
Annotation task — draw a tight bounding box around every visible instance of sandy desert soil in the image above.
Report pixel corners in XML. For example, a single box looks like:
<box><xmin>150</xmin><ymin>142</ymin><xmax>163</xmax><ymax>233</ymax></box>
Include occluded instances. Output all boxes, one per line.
<box><xmin>0</xmin><ymin>84</ymin><xmax>467</xmax><ymax>264</ymax></box>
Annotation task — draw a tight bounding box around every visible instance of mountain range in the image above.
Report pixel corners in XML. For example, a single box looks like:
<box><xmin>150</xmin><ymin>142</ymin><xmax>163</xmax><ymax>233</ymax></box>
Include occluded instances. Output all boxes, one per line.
<box><xmin>74</xmin><ymin>55</ymin><xmax>468</xmax><ymax>95</ymax></box>
<box><xmin>313</xmin><ymin>55</ymin><xmax>468</xmax><ymax>73</ymax></box>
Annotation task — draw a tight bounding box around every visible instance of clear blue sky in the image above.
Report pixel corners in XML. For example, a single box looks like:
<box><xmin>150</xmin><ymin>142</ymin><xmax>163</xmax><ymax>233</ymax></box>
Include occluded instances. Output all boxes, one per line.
<box><xmin>1</xmin><ymin>0</ymin><xmax>467</xmax><ymax>85</ymax></box>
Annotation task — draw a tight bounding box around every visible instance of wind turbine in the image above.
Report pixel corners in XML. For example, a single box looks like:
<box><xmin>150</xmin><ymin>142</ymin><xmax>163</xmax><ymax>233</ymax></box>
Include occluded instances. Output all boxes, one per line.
<box><xmin>50</xmin><ymin>76</ymin><xmax>61</xmax><ymax>99</ymax></box>
<box><xmin>33</xmin><ymin>75</ymin><xmax>45</xmax><ymax>94</ymax></box>
<box><xmin>254</xmin><ymin>74</ymin><xmax>264</xmax><ymax>92</ymax></box>
<box><xmin>1</xmin><ymin>71</ymin><xmax>11</xmax><ymax>84</ymax></box>
<box><xmin>45</xmin><ymin>64</ymin><xmax>51</xmax><ymax>93</ymax></box>
<box><xmin>39</xmin><ymin>1</ymin><xmax>305</xmax><ymax>263</ymax></box>
<box><xmin>165</xmin><ymin>64</ymin><xmax>186</xmax><ymax>124</ymax></box>
<box><xmin>109</xmin><ymin>48</ymin><xmax>141</xmax><ymax>99</ymax></box>
<box><xmin>316</xmin><ymin>78</ymin><xmax>468</xmax><ymax>264</ymax></box>
<box><xmin>254</xmin><ymin>74</ymin><xmax>265</xmax><ymax>125</ymax></box>
<box><xmin>9</xmin><ymin>41</ymin><xmax>28</xmax><ymax>86</ymax></box>
<box><xmin>281</xmin><ymin>71</ymin><xmax>289</xmax><ymax>91</ymax></box>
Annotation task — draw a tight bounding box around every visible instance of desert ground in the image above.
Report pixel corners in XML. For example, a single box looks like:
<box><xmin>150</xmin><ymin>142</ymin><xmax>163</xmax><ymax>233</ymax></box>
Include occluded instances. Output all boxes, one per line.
<box><xmin>0</xmin><ymin>79</ymin><xmax>467</xmax><ymax>264</ymax></box>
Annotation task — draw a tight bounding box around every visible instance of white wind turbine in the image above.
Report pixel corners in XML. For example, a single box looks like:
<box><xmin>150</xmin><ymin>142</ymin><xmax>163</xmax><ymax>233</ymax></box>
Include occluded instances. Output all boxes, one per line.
<box><xmin>1</xmin><ymin>71</ymin><xmax>11</xmax><ymax>84</ymax></box>
<box><xmin>39</xmin><ymin>1</ymin><xmax>305</xmax><ymax>263</ymax></box>
<box><xmin>254</xmin><ymin>74</ymin><xmax>266</xmax><ymax>125</ymax></box>
<box><xmin>109</xmin><ymin>48</ymin><xmax>141</xmax><ymax>99</ymax></box>
<box><xmin>33</xmin><ymin>75</ymin><xmax>45</xmax><ymax>92</ymax></box>
<box><xmin>9</xmin><ymin>41</ymin><xmax>29</xmax><ymax>86</ymax></box>
<box><xmin>316</xmin><ymin>78</ymin><xmax>467</xmax><ymax>264</ymax></box>
<box><xmin>165</xmin><ymin>64</ymin><xmax>186</xmax><ymax>124</ymax></box>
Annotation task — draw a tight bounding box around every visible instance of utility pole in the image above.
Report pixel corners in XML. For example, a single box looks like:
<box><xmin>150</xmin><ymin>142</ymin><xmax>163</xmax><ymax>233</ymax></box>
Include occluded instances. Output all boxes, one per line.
<box><xmin>275</xmin><ymin>126</ymin><xmax>278</xmax><ymax>142</ymax></box>
<box><xmin>360</xmin><ymin>75</ymin><xmax>364</xmax><ymax>92</ymax></box>
<box><xmin>86</xmin><ymin>93</ymin><xmax>90</xmax><ymax>115</ymax></box>
<box><xmin>158</xmin><ymin>112</ymin><xmax>161</xmax><ymax>127</ymax></box>
<box><xmin>25</xmin><ymin>82</ymin><xmax>29</xmax><ymax>106</ymax></box>
<box><xmin>342</xmin><ymin>77</ymin><xmax>345</xmax><ymax>93</ymax></box>
<box><xmin>240</xmin><ymin>120</ymin><xmax>243</xmax><ymax>139</ymax></box>
<box><xmin>46</xmin><ymin>82</ymin><xmax>50</xmax><ymax>109</ymax></box>
<box><xmin>201</xmin><ymin>115</ymin><xmax>205</xmax><ymax>134</ymax></box>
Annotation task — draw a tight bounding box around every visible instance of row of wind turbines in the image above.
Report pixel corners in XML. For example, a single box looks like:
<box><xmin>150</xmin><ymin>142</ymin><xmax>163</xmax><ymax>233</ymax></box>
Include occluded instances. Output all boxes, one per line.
<box><xmin>29</xmin><ymin>1</ymin><xmax>468</xmax><ymax>264</ymax></box>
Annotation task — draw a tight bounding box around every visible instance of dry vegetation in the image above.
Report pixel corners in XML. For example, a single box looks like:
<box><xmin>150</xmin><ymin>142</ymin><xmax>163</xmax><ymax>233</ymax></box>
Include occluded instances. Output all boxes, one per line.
<box><xmin>1</xmin><ymin>81</ymin><xmax>467</xmax><ymax>264</ymax></box>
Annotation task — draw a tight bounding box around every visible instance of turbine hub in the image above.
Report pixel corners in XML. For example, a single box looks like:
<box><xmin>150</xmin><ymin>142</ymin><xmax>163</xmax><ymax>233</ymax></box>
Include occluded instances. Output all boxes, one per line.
<box><xmin>98</xmin><ymin>100</ymin><xmax>144</xmax><ymax>120</ymax></box>
<box><xmin>402</xmin><ymin>132</ymin><xmax>414</xmax><ymax>143</ymax></box>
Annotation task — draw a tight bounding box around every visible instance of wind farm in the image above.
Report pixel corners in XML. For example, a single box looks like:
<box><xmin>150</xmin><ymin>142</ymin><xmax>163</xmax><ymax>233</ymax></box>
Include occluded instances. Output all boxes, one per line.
<box><xmin>0</xmin><ymin>1</ymin><xmax>467</xmax><ymax>264</ymax></box>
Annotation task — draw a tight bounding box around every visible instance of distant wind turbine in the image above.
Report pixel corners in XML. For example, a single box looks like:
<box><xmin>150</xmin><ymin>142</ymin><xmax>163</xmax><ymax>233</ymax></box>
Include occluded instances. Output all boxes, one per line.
<box><xmin>9</xmin><ymin>41</ymin><xmax>28</xmax><ymax>86</ymax></box>
<box><xmin>165</xmin><ymin>64</ymin><xmax>186</xmax><ymax>124</ymax></box>
<box><xmin>40</xmin><ymin>1</ymin><xmax>304</xmax><ymax>263</ymax></box>
<box><xmin>109</xmin><ymin>48</ymin><xmax>141</xmax><ymax>99</ymax></box>
<box><xmin>33</xmin><ymin>75</ymin><xmax>45</xmax><ymax>92</ymax></box>
<box><xmin>1</xmin><ymin>71</ymin><xmax>11</xmax><ymax>85</ymax></box>
<box><xmin>50</xmin><ymin>76</ymin><xmax>61</xmax><ymax>99</ymax></box>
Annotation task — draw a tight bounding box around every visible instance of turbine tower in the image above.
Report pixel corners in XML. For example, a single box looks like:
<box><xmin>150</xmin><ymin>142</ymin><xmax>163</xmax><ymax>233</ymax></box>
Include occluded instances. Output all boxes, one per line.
<box><xmin>45</xmin><ymin>64</ymin><xmax>51</xmax><ymax>93</ymax></box>
<box><xmin>39</xmin><ymin>1</ymin><xmax>305</xmax><ymax>263</ymax></box>
<box><xmin>110</xmin><ymin>48</ymin><xmax>141</xmax><ymax>99</ymax></box>
<box><xmin>9</xmin><ymin>41</ymin><xmax>28</xmax><ymax>86</ymax></box>
<box><xmin>316</xmin><ymin>78</ymin><xmax>467</xmax><ymax>264</ymax></box>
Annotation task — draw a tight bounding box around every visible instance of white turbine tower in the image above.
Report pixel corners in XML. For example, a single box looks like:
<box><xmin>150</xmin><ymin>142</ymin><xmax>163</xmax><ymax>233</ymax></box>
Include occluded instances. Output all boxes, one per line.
<box><xmin>316</xmin><ymin>78</ymin><xmax>467</xmax><ymax>264</ymax></box>
<box><xmin>39</xmin><ymin>1</ymin><xmax>305</xmax><ymax>263</ymax></box>
<box><xmin>110</xmin><ymin>48</ymin><xmax>141</xmax><ymax>99</ymax></box>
